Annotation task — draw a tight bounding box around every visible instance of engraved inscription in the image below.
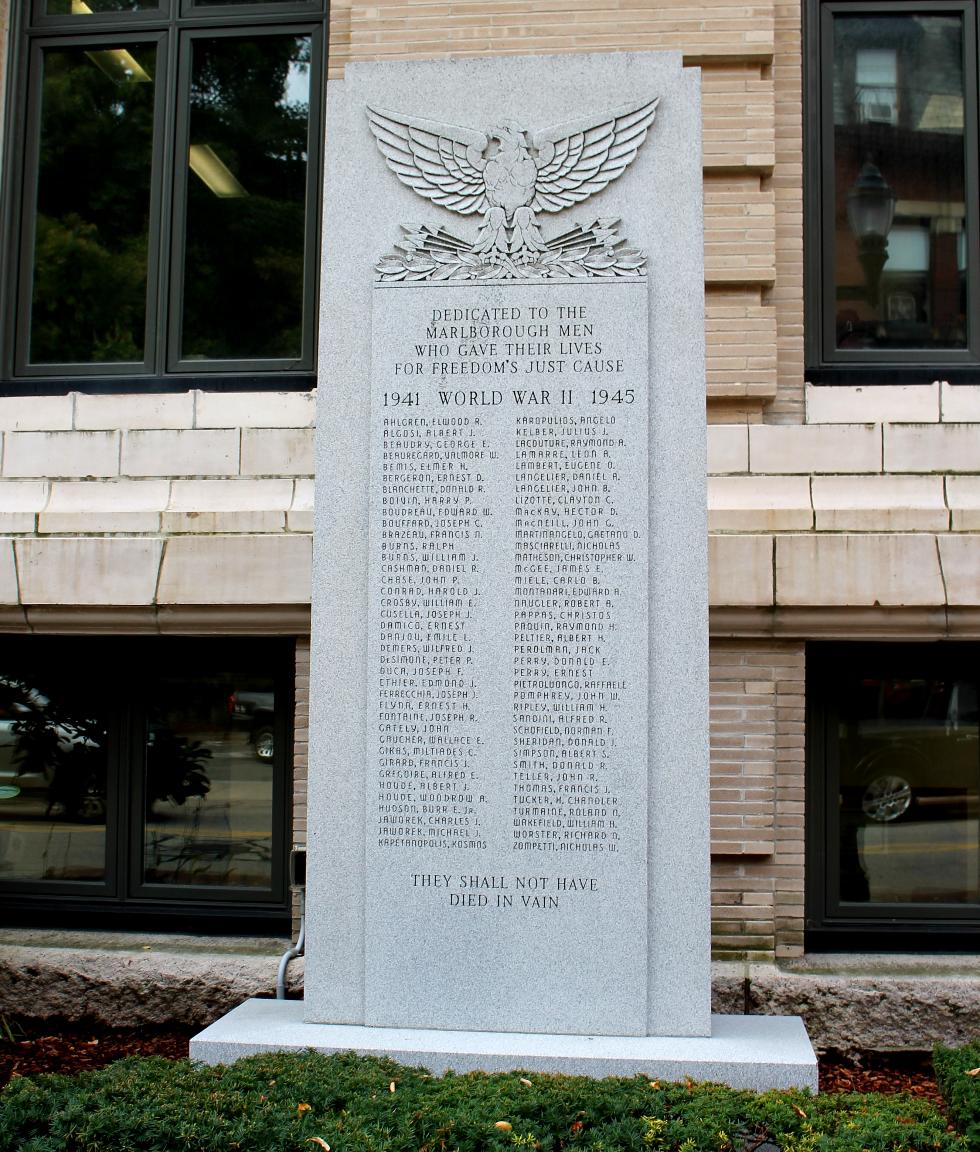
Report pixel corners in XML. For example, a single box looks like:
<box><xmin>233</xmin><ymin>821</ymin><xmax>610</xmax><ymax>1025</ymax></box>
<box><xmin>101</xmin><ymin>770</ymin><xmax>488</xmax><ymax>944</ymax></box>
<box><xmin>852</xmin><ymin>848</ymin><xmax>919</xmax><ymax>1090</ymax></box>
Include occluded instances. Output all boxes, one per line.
<box><xmin>367</xmin><ymin>284</ymin><xmax>648</xmax><ymax>907</ymax></box>
<box><xmin>364</xmin><ymin>280</ymin><xmax>650</xmax><ymax>1034</ymax></box>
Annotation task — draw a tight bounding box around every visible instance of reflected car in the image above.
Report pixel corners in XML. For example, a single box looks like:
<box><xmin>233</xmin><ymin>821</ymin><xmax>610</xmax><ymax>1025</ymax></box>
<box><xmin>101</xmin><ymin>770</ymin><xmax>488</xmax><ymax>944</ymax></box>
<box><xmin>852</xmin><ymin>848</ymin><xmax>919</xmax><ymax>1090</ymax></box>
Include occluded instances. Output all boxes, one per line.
<box><xmin>229</xmin><ymin>691</ymin><xmax>275</xmax><ymax>762</ymax></box>
<box><xmin>841</xmin><ymin>680</ymin><xmax>979</xmax><ymax>823</ymax></box>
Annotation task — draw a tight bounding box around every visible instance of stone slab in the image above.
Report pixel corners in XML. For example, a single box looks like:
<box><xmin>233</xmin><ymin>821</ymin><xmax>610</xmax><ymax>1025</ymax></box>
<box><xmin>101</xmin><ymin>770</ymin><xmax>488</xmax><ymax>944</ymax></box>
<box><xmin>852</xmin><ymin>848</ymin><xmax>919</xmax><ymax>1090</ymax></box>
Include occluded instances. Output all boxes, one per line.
<box><xmin>309</xmin><ymin>51</ymin><xmax>709</xmax><ymax>1039</ymax></box>
<box><xmin>190</xmin><ymin>999</ymin><xmax>817</xmax><ymax>1091</ymax></box>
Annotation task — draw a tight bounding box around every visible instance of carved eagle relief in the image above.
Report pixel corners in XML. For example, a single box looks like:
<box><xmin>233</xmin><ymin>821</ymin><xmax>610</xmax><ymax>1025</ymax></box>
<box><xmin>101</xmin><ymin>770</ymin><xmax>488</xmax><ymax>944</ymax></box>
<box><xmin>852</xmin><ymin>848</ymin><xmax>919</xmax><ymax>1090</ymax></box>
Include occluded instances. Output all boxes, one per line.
<box><xmin>366</xmin><ymin>96</ymin><xmax>660</xmax><ymax>281</ymax></box>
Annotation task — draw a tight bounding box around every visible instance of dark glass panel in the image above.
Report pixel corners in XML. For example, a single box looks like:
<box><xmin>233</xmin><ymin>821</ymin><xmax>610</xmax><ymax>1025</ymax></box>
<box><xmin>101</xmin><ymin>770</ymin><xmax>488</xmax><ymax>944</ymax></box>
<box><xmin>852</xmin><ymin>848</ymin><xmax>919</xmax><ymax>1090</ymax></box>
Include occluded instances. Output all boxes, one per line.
<box><xmin>28</xmin><ymin>43</ymin><xmax>156</xmax><ymax>364</ymax></box>
<box><xmin>838</xmin><ymin>676</ymin><xmax>979</xmax><ymax>904</ymax></box>
<box><xmin>143</xmin><ymin>670</ymin><xmax>275</xmax><ymax>889</ymax></box>
<box><xmin>0</xmin><ymin>673</ymin><xmax>108</xmax><ymax>883</ymax></box>
<box><xmin>179</xmin><ymin>34</ymin><xmax>311</xmax><ymax>361</ymax></box>
<box><xmin>832</xmin><ymin>14</ymin><xmax>968</xmax><ymax>352</ymax></box>
<box><xmin>46</xmin><ymin>0</ymin><xmax>159</xmax><ymax>13</ymax></box>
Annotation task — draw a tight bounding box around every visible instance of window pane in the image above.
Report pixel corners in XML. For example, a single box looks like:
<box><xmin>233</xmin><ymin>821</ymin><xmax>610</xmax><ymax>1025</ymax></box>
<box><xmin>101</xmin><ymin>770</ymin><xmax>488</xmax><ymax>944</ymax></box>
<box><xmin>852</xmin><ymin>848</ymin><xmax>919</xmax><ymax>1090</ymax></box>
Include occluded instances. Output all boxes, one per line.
<box><xmin>839</xmin><ymin>676</ymin><xmax>979</xmax><ymax>904</ymax></box>
<box><xmin>0</xmin><ymin>674</ymin><xmax>108</xmax><ymax>883</ymax></box>
<box><xmin>832</xmin><ymin>14</ymin><xmax>968</xmax><ymax>352</ymax></box>
<box><xmin>45</xmin><ymin>1</ymin><xmax>159</xmax><ymax>13</ymax></box>
<box><xmin>143</xmin><ymin>671</ymin><xmax>275</xmax><ymax>889</ymax></box>
<box><xmin>179</xmin><ymin>34</ymin><xmax>311</xmax><ymax>361</ymax></box>
<box><xmin>28</xmin><ymin>43</ymin><xmax>156</xmax><ymax>364</ymax></box>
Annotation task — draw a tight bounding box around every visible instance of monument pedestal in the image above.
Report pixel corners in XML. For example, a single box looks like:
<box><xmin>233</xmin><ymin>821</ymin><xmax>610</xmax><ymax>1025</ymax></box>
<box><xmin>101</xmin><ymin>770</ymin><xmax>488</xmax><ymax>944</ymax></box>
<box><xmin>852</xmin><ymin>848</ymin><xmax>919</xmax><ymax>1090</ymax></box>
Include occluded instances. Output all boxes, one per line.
<box><xmin>190</xmin><ymin>999</ymin><xmax>817</xmax><ymax>1092</ymax></box>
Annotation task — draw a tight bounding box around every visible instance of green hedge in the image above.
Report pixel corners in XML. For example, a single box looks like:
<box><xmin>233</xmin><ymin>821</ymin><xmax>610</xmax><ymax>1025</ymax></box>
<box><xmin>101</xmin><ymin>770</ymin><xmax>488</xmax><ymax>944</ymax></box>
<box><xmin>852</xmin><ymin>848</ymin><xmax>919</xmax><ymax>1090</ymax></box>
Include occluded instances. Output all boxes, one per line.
<box><xmin>0</xmin><ymin>1051</ymin><xmax>964</xmax><ymax>1152</ymax></box>
<box><xmin>935</xmin><ymin>1041</ymin><xmax>980</xmax><ymax>1149</ymax></box>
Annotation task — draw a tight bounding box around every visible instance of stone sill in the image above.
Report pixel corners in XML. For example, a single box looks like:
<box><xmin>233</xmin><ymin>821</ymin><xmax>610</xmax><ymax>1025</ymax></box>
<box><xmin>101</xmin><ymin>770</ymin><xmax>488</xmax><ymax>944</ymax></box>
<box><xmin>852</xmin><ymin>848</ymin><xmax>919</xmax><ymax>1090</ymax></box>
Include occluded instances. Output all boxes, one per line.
<box><xmin>710</xmin><ymin>842</ymin><xmax>774</xmax><ymax>857</ymax></box>
<box><xmin>709</xmin><ymin>605</ymin><xmax>980</xmax><ymax>639</ymax></box>
<box><xmin>0</xmin><ymin>604</ymin><xmax>312</xmax><ymax>633</ymax></box>
<box><xmin>0</xmin><ymin>928</ymin><xmax>287</xmax><ymax>956</ymax></box>
<box><xmin>706</xmin><ymin>266</ymin><xmax>776</xmax><ymax>287</ymax></box>
<box><xmin>707</xmin><ymin>381</ymin><xmax>778</xmax><ymax>402</ymax></box>
<box><xmin>778</xmin><ymin>953</ymin><xmax>980</xmax><ymax>979</ymax></box>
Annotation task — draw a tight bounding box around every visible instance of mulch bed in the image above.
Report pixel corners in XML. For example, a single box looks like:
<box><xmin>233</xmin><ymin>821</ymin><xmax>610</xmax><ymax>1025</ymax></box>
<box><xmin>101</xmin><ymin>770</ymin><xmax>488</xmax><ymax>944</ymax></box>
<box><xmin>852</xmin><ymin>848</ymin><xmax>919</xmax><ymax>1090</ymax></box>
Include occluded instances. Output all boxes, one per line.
<box><xmin>818</xmin><ymin>1050</ymin><xmax>945</xmax><ymax>1106</ymax></box>
<box><xmin>0</xmin><ymin>1019</ymin><xmax>194</xmax><ymax>1087</ymax></box>
<box><xmin>0</xmin><ymin>1018</ymin><xmax>945</xmax><ymax>1105</ymax></box>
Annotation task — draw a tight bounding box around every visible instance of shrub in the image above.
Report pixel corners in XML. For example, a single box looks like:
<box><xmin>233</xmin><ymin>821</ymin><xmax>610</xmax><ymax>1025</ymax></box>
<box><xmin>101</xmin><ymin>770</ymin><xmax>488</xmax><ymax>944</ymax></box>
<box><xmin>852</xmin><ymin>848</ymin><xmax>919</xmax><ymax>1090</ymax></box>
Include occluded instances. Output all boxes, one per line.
<box><xmin>0</xmin><ymin>1051</ymin><xmax>964</xmax><ymax>1152</ymax></box>
<box><xmin>935</xmin><ymin>1041</ymin><xmax>980</xmax><ymax>1148</ymax></box>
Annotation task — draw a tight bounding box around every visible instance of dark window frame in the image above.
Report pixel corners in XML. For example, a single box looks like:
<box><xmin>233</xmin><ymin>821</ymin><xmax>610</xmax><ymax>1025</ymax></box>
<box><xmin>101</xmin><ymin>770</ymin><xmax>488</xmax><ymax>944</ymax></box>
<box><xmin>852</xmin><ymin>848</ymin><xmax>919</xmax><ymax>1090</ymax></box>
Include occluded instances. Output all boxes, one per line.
<box><xmin>804</xmin><ymin>0</ymin><xmax>980</xmax><ymax>384</ymax></box>
<box><xmin>0</xmin><ymin>635</ymin><xmax>295</xmax><ymax>934</ymax></box>
<box><xmin>0</xmin><ymin>0</ymin><xmax>328</xmax><ymax>394</ymax></box>
<box><xmin>806</xmin><ymin>641</ymin><xmax>980</xmax><ymax>952</ymax></box>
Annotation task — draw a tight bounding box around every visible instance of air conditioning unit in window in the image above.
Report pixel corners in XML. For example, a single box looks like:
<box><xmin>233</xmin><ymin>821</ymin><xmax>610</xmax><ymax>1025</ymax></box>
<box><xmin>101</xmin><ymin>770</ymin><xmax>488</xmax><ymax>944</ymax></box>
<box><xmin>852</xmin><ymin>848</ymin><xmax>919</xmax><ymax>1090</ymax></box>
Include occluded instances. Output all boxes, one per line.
<box><xmin>856</xmin><ymin>88</ymin><xmax>898</xmax><ymax>125</ymax></box>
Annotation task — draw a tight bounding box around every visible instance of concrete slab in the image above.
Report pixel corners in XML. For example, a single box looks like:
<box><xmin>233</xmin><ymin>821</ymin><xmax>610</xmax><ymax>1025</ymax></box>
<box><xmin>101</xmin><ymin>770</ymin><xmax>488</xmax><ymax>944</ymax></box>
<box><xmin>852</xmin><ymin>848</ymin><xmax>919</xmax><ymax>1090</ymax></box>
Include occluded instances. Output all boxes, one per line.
<box><xmin>190</xmin><ymin>999</ymin><xmax>817</xmax><ymax>1091</ymax></box>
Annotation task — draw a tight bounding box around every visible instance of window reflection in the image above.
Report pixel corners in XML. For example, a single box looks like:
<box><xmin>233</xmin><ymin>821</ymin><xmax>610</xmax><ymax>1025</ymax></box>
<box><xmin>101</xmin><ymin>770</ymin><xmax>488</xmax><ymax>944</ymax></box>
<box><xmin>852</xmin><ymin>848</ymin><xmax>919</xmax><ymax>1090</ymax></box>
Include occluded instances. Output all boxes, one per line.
<box><xmin>839</xmin><ymin>677</ymin><xmax>980</xmax><ymax>904</ymax></box>
<box><xmin>0</xmin><ymin>676</ymin><xmax>107</xmax><ymax>883</ymax></box>
<box><xmin>179</xmin><ymin>34</ymin><xmax>311</xmax><ymax>361</ymax></box>
<box><xmin>28</xmin><ymin>44</ymin><xmax>156</xmax><ymax>365</ymax></box>
<box><xmin>143</xmin><ymin>674</ymin><xmax>275</xmax><ymax>888</ymax></box>
<box><xmin>832</xmin><ymin>15</ymin><xmax>968</xmax><ymax>351</ymax></box>
<box><xmin>47</xmin><ymin>0</ymin><xmax>158</xmax><ymax>12</ymax></box>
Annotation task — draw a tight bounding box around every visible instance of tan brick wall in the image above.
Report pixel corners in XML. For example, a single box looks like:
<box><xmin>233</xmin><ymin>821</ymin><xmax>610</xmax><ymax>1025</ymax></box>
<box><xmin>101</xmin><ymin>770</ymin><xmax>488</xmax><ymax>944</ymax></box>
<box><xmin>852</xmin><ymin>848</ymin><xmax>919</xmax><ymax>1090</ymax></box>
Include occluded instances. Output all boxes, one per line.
<box><xmin>770</xmin><ymin>0</ymin><xmax>805</xmax><ymax>421</ymax></box>
<box><xmin>292</xmin><ymin>637</ymin><xmax>311</xmax><ymax>931</ymax></box>
<box><xmin>293</xmin><ymin>637</ymin><xmax>310</xmax><ymax>853</ymax></box>
<box><xmin>710</xmin><ymin>641</ymin><xmax>805</xmax><ymax>959</ymax></box>
<box><xmin>0</xmin><ymin>2</ymin><xmax>972</xmax><ymax>964</ymax></box>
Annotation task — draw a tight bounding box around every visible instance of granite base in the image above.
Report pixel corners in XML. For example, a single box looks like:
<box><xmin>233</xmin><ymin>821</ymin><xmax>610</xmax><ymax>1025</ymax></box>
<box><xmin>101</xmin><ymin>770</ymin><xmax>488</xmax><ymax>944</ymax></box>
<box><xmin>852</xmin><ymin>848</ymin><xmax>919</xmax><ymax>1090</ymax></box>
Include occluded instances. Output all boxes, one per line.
<box><xmin>190</xmin><ymin>999</ymin><xmax>818</xmax><ymax>1092</ymax></box>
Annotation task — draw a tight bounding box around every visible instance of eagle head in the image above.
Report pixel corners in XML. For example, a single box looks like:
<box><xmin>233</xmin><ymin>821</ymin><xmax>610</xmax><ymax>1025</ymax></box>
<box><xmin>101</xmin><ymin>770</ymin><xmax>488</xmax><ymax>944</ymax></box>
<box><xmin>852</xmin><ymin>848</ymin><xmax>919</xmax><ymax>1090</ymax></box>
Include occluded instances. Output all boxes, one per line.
<box><xmin>490</xmin><ymin>120</ymin><xmax>528</xmax><ymax>153</ymax></box>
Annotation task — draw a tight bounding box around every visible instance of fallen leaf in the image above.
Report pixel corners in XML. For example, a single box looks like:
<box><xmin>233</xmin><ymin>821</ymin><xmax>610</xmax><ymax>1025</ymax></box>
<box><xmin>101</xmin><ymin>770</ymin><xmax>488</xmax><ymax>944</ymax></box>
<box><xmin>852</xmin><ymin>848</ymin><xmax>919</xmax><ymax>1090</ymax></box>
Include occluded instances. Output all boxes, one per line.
<box><xmin>390</xmin><ymin>1080</ymin><xmax>397</xmax><ymax>1093</ymax></box>
<box><xmin>966</xmin><ymin>1068</ymin><xmax>980</xmax><ymax>1077</ymax></box>
<box><xmin>297</xmin><ymin>1103</ymin><xmax>312</xmax><ymax>1117</ymax></box>
<box><xmin>495</xmin><ymin>1121</ymin><xmax>513</xmax><ymax>1131</ymax></box>
<box><xmin>648</xmin><ymin>1081</ymin><xmax>659</xmax><ymax>1090</ymax></box>
<box><xmin>307</xmin><ymin>1140</ymin><xmax>331</xmax><ymax>1150</ymax></box>
<box><xmin>570</xmin><ymin>1121</ymin><xmax>584</xmax><ymax>1134</ymax></box>
<box><xmin>519</xmin><ymin>1078</ymin><xmax>533</xmax><ymax>1087</ymax></box>
<box><xmin>792</xmin><ymin>1105</ymin><xmax>807</xmax><ymax>1118</ymax></box>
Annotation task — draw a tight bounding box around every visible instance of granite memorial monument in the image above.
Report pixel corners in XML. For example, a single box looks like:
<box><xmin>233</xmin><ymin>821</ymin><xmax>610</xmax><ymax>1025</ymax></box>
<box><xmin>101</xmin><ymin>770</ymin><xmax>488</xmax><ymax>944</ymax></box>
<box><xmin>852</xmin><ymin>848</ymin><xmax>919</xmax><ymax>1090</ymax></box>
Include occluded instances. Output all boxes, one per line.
<box><xmin>192</xmin><ymin>51</ymin><xmax>817</xmax><ymax>1090</ymax></box>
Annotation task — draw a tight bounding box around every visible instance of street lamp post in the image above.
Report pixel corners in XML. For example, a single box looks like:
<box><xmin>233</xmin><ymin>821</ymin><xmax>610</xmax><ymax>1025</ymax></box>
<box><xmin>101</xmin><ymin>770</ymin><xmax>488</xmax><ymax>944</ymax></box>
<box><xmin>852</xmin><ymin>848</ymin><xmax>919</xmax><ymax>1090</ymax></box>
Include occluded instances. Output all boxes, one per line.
<box><xmin>846</xmin><ymin>159</ymin><xmax>897</xmax><ymax>308</ymax></box>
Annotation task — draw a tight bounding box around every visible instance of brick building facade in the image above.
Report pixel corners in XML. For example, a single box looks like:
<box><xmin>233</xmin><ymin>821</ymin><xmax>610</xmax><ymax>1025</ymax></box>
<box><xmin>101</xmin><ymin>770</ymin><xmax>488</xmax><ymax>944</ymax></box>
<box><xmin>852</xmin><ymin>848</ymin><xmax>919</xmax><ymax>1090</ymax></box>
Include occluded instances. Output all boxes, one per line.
<box><xmin>0</xmin><ymin>0</ymin><xmax>977</xmax><ymax>1049</ymax></box>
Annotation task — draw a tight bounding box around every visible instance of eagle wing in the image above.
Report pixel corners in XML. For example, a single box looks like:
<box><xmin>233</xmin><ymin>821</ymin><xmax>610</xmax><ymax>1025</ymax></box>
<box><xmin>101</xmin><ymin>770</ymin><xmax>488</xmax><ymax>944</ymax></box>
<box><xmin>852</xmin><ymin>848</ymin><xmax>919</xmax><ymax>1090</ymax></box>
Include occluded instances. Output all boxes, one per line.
<box><xmin>529</xmin><ymin>95</ymin><xmax>660</xmax><ymax>214</ymax></box>
<box><xmin>366</xmin><ymin>105</ymin><xmax>490</xmax><ymax>216</ymax></box>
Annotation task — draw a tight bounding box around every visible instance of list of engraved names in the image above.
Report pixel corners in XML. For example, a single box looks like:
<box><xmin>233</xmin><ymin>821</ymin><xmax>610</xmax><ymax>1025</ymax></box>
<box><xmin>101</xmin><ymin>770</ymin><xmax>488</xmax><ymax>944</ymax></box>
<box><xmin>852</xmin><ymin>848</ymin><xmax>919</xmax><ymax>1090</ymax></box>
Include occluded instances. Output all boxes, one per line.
<box><xmin>367</xmin><ymin>283</ymin><xmax>649</xmax><ymax>913</ymax></box>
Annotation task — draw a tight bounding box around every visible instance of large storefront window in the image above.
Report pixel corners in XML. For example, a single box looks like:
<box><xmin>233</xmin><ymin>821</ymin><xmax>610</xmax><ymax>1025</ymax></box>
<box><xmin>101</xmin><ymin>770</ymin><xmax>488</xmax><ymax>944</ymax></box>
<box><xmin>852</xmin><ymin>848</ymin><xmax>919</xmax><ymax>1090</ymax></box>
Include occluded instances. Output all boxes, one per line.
<box><xmin>806</xmin><ymin>0</ymin><xmax>980</xmax><ymax>380</ymax></box>
<box><xmin>807</xmin><ymin>644</ymin><xmax>980</xmax><ymax>949</ymax></box>
<box><xmin>0</xmin><ymin>637</ymin><xmax>293</xmax><ymax>931</ymax></box>
<box><xmin>1</xmin><ymin>0</ymin><xmax>326</xmax><ymax>387</ymax></box>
